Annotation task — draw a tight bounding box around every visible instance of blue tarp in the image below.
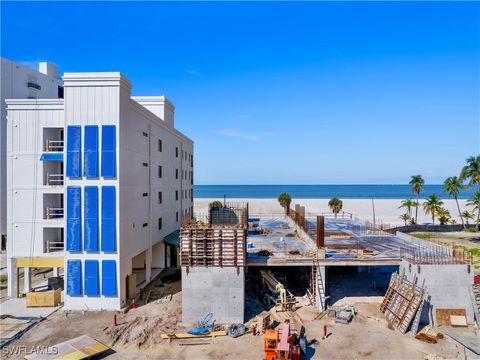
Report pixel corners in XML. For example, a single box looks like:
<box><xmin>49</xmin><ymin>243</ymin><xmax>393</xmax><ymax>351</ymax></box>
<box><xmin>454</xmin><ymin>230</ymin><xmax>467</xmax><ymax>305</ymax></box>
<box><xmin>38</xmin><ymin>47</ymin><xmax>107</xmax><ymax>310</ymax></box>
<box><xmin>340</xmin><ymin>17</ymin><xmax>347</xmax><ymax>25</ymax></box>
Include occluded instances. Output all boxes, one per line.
<box><xmin>66</xmin><ymin>126</ymin><xmax>81</xmax><ymax>177</ymax></box>
<box><xmin>84</xmin><ymin>186</ymin><xmax>99</xmax><ymax>252</ymax></box>
<box><xmin>84</xmin><ymin>260</ymin><xmax>99</xmax><ymax>296</ymax></box>
<box><xmin>102</xmin><ymin>260</ymin><xmax>117</xmax><ymax>296</ymax></box>
<box><xmin>164</xmin><ymin>230</ymin><xmax>179</xmax><ymax>246</ymax></box>
<box><xmin>40</xmin><ymin>153</ymin><xmax>63</xmax><ymax>161</ymax></box>
<box><xmin>67</xmin><ymin>260</ymin><xmax>82</xmax><ymax>296</ymax></box>
<box><xmin>101</xmin><ymin>186</ymin><xmax>116</xmax><ymax>252</ymax></box>
<box><xmin>67</xmin><ymin>186</ymin><xmax>82</xmax><ymax>252</ymax></box>
<box><xmin>84</xmin><ymin>125</ymin><xmax>99</xmax><ymax>178</ymax></box>
<box><xmin>101</xmin><ymin>125</ymin><xmax>116</xmax><ymax>177</ymax></box>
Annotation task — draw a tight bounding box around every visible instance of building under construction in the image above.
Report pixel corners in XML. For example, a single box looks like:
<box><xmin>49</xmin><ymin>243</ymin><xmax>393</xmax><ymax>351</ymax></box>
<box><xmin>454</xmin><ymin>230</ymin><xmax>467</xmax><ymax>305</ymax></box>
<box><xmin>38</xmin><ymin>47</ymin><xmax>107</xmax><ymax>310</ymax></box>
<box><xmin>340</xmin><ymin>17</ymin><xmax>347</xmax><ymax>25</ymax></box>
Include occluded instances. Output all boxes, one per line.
<box><xmin>181</xmin><ymin>202</ymin><xmax>476</xmax><ymax>326</ymax></box>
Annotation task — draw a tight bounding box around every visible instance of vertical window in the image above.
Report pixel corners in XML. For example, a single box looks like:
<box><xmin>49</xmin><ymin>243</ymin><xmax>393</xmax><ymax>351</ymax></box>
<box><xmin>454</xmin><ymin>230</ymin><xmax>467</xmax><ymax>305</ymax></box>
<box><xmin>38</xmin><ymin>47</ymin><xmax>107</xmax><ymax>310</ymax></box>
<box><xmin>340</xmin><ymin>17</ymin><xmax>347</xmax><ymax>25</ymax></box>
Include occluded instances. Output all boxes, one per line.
<box><xmin>84</xmin><ymin>125</ymin><xmax>99</xmax><ymax>177</ymax></box>
<box><xmin>84</xmin><ymin>260</ymin><xmax>99</xmax><ymax>296</ymax></box>
<box><xmin>84</xmin><ymin>186</ymin><xmax>99</xmax><ymax>252</ymax></box>
<box><xmin>158</xmin><ymin>192</ymin><xmax>162</xmax><ymax>204</ymax></box>
<box><xmin>67</xmin><ymin>260</ymin><xmax>82</xmax><ymax>296</ymax></box>
<box><xmin>101</xmin><ymin>125</ymin><xmax>116</xmax><ymax>177</ymax></box>
<box><xmin>158</xmin><ymin>139</ymin><xmax>162</xmax><ymax>152</ymax></box>
<box><xmin>176</xmin><ymin>147</ymin><xmax>178</xmax><ymax>158</ymax></box>
<box><xmin>158</xmin><ymin>217</ymin><xmax>162</xmax><ymax>230</ymax></box>
<box><xmin>176</xmin><ymin>212</ymin><xmax>179</xmax><ymax>222</ymax></box>
<box><xmin>175</xmin><ymin>190</ymin><xmax>178</xmax><ymax>201</ymax></box>
<box><xmin>101</xmin><ymin>186</ymin><xmax>116</xmax><ymax>252</ymax></box>
<box><xmin>176</xmin><ymin>169</ymin><xmax>178</xmax><ymax>179</ymax></box>
<box><xmin>67</xmin><ymin>186</ymin><xmax>81</xmax><ymax>252</ymax></box>
<box><xmin>102</xmin><ymin>260</ymin><xmax>117</xmax><ymax>297</ymax></box>
<box><xmin>66</xmin><ymin>126</ymin><xmax>81</xmax><ymax>177</ymax></box>
<box><xmin>158</xmin><ymin>166</ymin><xmax>162</xmax><ymax>178</ymax></box>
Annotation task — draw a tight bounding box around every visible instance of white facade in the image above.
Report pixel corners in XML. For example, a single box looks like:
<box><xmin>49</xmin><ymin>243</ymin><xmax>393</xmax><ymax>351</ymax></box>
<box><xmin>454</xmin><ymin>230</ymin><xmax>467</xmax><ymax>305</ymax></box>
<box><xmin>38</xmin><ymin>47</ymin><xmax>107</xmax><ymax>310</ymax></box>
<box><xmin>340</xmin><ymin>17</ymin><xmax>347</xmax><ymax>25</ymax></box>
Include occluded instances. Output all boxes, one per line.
<box><xmin>0</xmin><ymin>57</ymin><xmax>63</xmax><ymax>244</ymax></box>
<box><xmin>6</xmin><ymin>72</ymin><xmax>193</xmax><ymax>310</ymax></box>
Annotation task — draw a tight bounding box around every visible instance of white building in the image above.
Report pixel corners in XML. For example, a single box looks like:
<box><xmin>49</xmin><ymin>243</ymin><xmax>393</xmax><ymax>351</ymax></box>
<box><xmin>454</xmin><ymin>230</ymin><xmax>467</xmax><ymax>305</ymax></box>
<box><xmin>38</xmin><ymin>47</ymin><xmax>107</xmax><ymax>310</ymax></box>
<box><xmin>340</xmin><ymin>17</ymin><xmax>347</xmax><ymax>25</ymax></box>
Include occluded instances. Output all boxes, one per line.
<box><xmin>6</xmin><ymin>72</ymin><xmax>193</xmax><ymax>310</ymax></box>
<box><xmin>0</xmin><ymin>58</ymin><xmax>63</xmax><ymax>248</ymax></box>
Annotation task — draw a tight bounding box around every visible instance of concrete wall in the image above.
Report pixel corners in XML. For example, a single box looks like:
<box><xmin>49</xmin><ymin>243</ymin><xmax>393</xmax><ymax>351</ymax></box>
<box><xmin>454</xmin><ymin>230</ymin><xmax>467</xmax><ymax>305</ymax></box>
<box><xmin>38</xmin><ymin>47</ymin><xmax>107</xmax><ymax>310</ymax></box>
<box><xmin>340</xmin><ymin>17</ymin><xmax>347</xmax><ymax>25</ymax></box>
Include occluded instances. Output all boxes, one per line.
<box><xmin>182</xmin><ymin>267</ymin><xmax>244</xmax><ymax>325</ymax></box>
<box><xmin>399</xmin><ymin>260</ymin><xmax>475</xmax><ymax>324</ymax></box>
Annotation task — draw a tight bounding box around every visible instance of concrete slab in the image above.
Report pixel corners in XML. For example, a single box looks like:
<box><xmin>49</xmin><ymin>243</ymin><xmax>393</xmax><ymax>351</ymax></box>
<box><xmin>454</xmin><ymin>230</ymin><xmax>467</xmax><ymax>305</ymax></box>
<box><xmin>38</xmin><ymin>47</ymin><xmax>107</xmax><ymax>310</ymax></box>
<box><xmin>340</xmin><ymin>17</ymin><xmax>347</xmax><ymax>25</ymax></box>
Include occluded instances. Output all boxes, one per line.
<box><xmin>0</xmin><ymin>297</ymin><xmax>62</xmax><ymax>318</ymax></box>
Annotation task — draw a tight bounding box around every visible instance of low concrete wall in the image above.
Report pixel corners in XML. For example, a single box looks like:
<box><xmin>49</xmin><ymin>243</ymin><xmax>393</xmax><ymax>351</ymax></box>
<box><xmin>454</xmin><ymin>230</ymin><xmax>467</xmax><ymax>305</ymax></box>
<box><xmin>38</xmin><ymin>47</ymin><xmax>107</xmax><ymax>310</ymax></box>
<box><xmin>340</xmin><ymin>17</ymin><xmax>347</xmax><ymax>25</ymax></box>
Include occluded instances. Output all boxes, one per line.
<box><xmin>284</xmin><ymin>216</ymin><xmax>317</xmax><ymax>251</ymax></box>
<box><xmin>392</xmin><ymin>224</ymin><xmax>476</xmax><ymax>233</ymax></box>
<box><xmin>182</xmin><ymin>267</ymin><xmax>244</xmax><ymax>325</ymax></box>
<box><xmin>399</xmin><ymin>260</ymin><xmax>475</xmax><ymax>324</ymax></box>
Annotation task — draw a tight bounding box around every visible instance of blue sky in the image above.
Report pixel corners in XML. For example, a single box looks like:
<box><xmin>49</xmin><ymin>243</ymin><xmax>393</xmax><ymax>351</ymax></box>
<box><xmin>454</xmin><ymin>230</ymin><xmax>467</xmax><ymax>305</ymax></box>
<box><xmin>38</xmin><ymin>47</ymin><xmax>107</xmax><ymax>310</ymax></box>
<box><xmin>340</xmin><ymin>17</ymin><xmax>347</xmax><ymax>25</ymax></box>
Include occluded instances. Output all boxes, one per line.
<box><xmin>2</xmin><ymin>1</ymin><xmax>479</xmax><ymax>184</ymax></box>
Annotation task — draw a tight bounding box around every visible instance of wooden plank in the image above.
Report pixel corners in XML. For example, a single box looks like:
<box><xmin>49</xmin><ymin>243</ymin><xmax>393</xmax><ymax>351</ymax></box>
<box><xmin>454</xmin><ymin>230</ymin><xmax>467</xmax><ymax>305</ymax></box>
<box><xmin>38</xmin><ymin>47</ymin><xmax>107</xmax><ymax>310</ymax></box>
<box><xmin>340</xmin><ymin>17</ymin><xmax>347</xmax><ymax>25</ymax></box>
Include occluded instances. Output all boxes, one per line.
<box><xmin>17</xmin><ymin>257</ymin><xmax>64</xmax><ymax>268</ymax></box>
<box><xmin>26</xmin><ymin>289</ymin><xmax>61</xmax><ymax>307</ymax></box>
<box><xmin>449</xmin><ymin>315</ymin><xmax>468</xmax><ymax>327</ymax></box>
<box><xmin>435</xmin><ymin>309</ymin><xmax>466</xmax><ymax>326</ymax></box>
<box><xmin>161</xmin><ymin>330</ymin><xmax>227</xmax><ymax>340</ymax></box>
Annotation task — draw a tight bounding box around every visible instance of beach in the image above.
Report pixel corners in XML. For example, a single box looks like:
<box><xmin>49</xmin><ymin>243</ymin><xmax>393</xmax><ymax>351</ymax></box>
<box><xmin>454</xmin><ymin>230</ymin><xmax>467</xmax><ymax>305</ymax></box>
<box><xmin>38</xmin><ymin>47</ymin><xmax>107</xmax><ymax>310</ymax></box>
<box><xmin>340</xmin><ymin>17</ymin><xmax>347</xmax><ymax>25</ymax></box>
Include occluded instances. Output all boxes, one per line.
<box><xmin>194</xmin><ymin>198</ymin><xmax>470</xmax><ymax>226</ymax></box>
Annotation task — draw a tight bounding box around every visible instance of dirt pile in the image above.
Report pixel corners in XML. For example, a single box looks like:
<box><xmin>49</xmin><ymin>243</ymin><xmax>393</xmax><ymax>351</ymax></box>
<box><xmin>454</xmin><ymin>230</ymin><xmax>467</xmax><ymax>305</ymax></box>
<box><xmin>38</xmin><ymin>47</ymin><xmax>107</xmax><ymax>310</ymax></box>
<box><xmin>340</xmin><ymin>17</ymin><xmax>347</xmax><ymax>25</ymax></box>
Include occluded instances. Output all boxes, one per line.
<box><xmin>105</xmin><ymin>292</ymin><xmax>184</xmax><ymax>347</ymax></box>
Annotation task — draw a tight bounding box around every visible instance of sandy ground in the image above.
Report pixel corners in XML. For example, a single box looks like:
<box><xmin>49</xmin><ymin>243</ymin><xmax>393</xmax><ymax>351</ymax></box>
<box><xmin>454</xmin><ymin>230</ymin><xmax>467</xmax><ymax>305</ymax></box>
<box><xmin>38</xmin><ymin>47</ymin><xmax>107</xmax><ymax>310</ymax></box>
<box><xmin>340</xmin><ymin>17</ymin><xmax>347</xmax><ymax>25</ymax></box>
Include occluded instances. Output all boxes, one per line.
<box><xmin>194</xmin><ymin>198</ymin><xmax>471</xmax><ymax>226</ymax></box>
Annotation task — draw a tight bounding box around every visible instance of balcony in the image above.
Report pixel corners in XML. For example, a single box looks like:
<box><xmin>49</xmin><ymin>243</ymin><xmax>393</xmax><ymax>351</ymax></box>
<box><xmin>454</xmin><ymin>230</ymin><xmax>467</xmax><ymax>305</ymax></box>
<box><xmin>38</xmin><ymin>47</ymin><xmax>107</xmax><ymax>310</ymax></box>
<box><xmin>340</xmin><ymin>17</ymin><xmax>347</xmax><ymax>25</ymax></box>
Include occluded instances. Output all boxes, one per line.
<box><xmin>45</xmin><ymin>207</ymin><xmax>64</xmax><ymax>220</ymax></box>
<box><xmin>44</xmin><ymin>228</ymin><xmax>64</xmax><ymax>254</ymax></box>
<box><xmin>46</xmin><ymin>173</ymin><xmax>64</xmax><ymax>186</ymax></box>
<box><xmin>46</xmin><ymin>240</ymin><xmax>64</xmax><ymax>253</ymax></box>
<box><xmin>44</xmin><ymin>139</ymin><xmax>64</xmax><ymax>152</ymax></box>
<box><xmin>27</xmin><ymin>82</ymin><xmax>42</xmax><ymax>91</ymax></box>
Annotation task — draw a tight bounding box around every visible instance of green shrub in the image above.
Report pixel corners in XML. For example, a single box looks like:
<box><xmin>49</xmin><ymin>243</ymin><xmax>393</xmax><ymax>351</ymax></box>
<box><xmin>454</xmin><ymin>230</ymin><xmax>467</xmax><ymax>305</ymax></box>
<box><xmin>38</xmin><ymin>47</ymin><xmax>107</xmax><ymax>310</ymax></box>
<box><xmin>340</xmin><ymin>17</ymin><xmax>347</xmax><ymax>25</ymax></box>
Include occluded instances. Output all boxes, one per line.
<box><xmin>0</xmin><ymin>275</ymin><xmax>7</xmax><ymax>284</ymax></box>
<box><xmin>410</xmin><ymin>233</ymin><xmax>434</xmax><ymax>240</ymax></box>
<box><xmin>466</xmin><ymin>227</ymin><xmax>478</xmax><ymax>233</ymax></box>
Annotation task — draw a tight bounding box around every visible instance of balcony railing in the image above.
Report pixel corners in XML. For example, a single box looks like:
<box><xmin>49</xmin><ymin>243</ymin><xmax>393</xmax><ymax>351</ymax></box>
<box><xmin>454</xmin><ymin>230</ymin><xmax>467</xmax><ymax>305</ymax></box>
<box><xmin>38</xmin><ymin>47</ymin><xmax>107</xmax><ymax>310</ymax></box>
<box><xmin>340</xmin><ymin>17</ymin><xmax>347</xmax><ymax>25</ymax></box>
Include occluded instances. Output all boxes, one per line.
<box><xmin>46</xmin><ymin>240</ymin><xmax>64</xmax><ymax>253</ymax></box>
<box><xmin>46</xmin><ymin>173</ymin><xmax>64</xmax><ymax>186</ymax></box>
<box><xmin>45</xmin><ymin>207</ymin><xmax>64</xmax><ymax>219</ymax></box>
<box><xmin>27</xmin><ymin>82</ymin><xmax>41</xmax><ymax>91</ymax></box>
<box><xmin>44</xmin><ymin>140</ymin><xmax>64</xmax><ymax>152</ymax></box>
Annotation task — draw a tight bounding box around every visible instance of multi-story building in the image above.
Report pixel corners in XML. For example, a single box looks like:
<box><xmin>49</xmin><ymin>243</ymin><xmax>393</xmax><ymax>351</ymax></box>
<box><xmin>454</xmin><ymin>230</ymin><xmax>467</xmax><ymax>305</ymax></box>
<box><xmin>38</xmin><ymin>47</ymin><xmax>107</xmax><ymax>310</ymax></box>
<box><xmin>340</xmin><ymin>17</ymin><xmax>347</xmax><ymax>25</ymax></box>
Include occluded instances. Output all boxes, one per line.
<box><xmin>6</xmin><ymin>72</ymin><xmax>193</xmax><ymax>310</ymax></box>
<box><xmin>0</xmin><ymin>57</ymin><xmax>63</xmax><ymax>248</ymax></box>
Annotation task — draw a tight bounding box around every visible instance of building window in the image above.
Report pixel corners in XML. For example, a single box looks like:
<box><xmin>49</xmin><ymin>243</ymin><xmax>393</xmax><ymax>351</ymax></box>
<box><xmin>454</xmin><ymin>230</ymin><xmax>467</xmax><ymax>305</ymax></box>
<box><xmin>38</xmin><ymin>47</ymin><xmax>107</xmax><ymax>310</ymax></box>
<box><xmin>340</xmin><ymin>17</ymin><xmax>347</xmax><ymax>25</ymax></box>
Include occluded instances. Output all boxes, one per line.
<box><xmin>176</xmin><ymin>169</ymin><xmax>179</xmax><ymax>179</ymax></box>
<box><xmin>176</xmin><ymin>212</ymin><xmax>179</xmax><ymax>222</ymax></box>
<box><xmin>158</xmin><ymin>218</ymin><xmax>162</xmax><ymax>230</ymax></box>
<box><xmin>176</xmin><ymin>147</ymin><xmax>178</xmax><ymax>158</ymax></box>
<box><xmin>142</xmin><ymin>192</ymin><xmax>148</xmax><ymax>197</ymax></box>
<box><xmin>143</xmin><ymin>223</ymin><xmax>148</xmax><ymax>227</ymax></box>
<box><xmin>158</xmin><ymin>139</ymin><xmax>162</xmax><ymax>152</ymax></box>
<box><xmin>158</xmin><ymin>166</ymin><xmax>162</xmax><ymax>178</ymax></box>
<box><xmin>58</xmin><ymin>86</ymin><xmax>64</xmax><ymax>99</ymax></box>
<box><xmin>142</xmin><ymin>162</ymin><xmax>148</xmax><ymax>167</ymax></box>
<box><xmin>175</xmin><ymin>190</ymin><xmax>178</xmax><ymax>201</ymax></box>
<box><xmin>158</xmin><ymin>192</ymin><xmax>162</xmax><ymax>204</ymax></box>
<box><xmin>142</xmin><ymin>131</ymin><xmax>148</xmax><ymax>137</ymax></box>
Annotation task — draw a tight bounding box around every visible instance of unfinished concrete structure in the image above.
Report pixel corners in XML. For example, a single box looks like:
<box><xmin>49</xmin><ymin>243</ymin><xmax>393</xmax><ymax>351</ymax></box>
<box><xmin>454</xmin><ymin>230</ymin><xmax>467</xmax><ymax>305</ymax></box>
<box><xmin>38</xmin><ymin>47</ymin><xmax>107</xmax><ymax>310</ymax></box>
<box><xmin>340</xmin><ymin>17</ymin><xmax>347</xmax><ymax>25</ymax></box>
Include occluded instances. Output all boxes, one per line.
<box><xmin>180</xmin><ymin>203</ymin><xmax>248</xmax><ymax>324</ymax></box>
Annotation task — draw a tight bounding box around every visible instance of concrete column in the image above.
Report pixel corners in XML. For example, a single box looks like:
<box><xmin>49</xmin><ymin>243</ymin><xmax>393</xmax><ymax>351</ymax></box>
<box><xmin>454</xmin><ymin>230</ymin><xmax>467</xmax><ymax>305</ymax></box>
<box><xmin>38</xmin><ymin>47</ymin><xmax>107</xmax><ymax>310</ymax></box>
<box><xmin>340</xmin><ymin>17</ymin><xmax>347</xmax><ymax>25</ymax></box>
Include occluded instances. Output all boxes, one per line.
<box><xmin>316</xmin><ymin>215</ymin><xmax>325</xmax><ymax>248</ymax></box>
<box><xmin>7</xmin><ymin>257</ymin><xmax>18</xmax><ymax>297</ymax></box>
<box><xmin>24</xmin><ymin>267</ymin><xmax>31</xmax><ymax>293</ymax></box>
<box><xmin>53</xmin><ymin>267</ymin><xmax>59</xmax><ymax>277</ymax></box>
<box><xmin>145</xmin><ymin>246</ymin><xmax>152</xmax><ymax>282</ymax></box>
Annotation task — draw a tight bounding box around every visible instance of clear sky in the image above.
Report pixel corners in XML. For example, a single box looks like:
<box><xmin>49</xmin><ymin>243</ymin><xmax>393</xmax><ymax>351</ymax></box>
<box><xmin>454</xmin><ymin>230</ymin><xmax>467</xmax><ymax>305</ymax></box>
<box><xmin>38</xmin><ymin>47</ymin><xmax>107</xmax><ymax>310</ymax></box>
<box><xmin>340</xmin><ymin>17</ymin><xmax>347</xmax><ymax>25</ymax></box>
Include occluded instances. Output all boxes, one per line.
<box><xmin>2</xmin><ymin>1</ymin><xmax>479</xmax><ymax>184</ymax></box>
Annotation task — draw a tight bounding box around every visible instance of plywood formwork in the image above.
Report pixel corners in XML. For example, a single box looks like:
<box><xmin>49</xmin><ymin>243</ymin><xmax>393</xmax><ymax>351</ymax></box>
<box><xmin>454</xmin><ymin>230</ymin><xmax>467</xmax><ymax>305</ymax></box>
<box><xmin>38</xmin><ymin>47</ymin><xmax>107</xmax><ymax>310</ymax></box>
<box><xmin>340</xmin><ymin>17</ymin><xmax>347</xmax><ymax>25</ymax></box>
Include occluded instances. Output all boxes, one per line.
<box><xmin>180</xmin><ymin>227</ymin><xmax>246</xmax><ymax>269</ymax></box>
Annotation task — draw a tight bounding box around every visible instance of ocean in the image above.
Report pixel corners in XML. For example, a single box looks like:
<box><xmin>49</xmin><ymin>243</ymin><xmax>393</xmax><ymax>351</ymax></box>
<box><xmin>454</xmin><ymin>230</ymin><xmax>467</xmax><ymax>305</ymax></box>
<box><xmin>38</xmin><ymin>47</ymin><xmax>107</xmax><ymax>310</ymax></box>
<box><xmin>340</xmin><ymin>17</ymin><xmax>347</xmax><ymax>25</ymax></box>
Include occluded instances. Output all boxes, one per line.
<box><xmin>193</xmin><ymin>185</ymin><xmax>476</xmax><ymax>199</ymax></box>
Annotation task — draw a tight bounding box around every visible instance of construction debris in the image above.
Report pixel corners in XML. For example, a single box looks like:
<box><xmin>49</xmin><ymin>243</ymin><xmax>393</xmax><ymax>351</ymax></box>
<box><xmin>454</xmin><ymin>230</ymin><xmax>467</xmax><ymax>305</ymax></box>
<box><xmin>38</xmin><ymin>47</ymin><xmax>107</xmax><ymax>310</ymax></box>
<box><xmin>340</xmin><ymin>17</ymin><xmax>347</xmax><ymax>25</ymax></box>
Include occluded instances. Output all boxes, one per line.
<box><xmin>435</xmin><ymin>308</ymin><xmax>467</xmax><ymax>326</ymax></box>
<box><xmin>415</xmin><ymin>333</ymin><xmax>438</xmax><ymax>344</ymax></box>
<box><xmin>161</xmin><ymin>331</ymin><xmax>227</xmax><ymax>341</ymax></box>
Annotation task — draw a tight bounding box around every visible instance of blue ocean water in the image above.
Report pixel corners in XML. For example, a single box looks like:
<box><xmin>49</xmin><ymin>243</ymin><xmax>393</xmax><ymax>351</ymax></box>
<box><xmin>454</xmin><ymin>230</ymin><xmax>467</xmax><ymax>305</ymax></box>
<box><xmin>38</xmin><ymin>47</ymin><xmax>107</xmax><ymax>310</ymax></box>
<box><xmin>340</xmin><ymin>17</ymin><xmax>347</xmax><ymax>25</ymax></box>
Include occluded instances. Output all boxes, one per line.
<box><xmin>194</xmin><ymin>185</ymin><xmax>476</xmax><ymax>199</ymax></box>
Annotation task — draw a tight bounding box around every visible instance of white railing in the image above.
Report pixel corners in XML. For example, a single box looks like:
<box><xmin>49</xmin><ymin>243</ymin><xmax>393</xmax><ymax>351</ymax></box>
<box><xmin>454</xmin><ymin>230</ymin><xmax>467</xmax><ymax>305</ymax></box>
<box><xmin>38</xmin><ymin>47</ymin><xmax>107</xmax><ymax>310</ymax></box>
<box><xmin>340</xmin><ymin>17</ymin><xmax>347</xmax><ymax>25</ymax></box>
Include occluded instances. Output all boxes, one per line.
<box><xmin>45</xmin><ymin>207</ymin><xmax>64</xmax><ymax>219</ymax></box>
<box><xmin>44</xmin><ymin>140</ymin><xmax>64</xmax><ymax>152</ymax></box>
<box><xmin>46</xmin><ymin>173</ymin><xmax>64</xmax><ymax>186</ymax></box>
<box><xmin>46</xmin><ymin>240</ymin><xmax>64</xmax><ymax>253</ymax></box>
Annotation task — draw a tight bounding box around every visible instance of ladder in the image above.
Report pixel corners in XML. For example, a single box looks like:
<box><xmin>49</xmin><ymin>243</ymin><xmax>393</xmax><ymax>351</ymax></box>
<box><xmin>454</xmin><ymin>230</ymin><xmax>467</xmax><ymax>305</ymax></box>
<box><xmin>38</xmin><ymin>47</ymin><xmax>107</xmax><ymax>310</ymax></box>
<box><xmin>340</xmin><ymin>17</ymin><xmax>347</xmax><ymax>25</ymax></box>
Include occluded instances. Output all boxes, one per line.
<box><xmin>311</xmin><ymin>258</ymin><xmax>326</xmax><ymax>311</ymax></box>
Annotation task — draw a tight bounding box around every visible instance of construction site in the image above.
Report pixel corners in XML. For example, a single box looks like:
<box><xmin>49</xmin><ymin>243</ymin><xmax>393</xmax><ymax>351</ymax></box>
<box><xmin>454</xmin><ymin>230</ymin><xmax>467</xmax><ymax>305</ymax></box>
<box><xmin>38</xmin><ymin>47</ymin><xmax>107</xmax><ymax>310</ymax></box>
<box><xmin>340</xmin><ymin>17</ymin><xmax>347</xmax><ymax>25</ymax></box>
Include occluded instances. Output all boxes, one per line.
<box><xmin>1</xmin><ymin>201</ymin><xmax>479</xmax><ymax>359</ymax></box>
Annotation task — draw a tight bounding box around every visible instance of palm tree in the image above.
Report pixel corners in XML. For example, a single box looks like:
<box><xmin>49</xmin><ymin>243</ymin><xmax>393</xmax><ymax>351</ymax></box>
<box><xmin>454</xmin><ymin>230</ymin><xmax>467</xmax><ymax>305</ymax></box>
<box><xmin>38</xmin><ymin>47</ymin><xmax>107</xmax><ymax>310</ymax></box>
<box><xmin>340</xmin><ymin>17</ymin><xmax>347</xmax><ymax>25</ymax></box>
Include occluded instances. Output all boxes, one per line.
<box><xmin>210</xmin><ymin>200</ymin><xmax>223</xmax><ymax>209</ymax></box>
<box><xmin>423</xmin><ymin>194</ymin><xmax>444</xmax><ymax>225</ymax></box>
<box><xmin>443</xmin><ymin>176</ymin><xmax>465</xmax><ymax>229</ymax></box>
<box><xmin>409</xmin><ymin>175</ymin><xmax>425</xmax><ymax>224</ymax></box>
<box><xmin>466</xmin><ymin>191</ymin><xmax>480</xmax><ymax>230</ymax></box>
<box><xmin>277</xmin><ymin>193</ymin><xmax>292</xmax><ymax>215</ymax></box>
<box><xmin>460</xmin><ymin>155</ymin><xmax>480</xmax><ymax>189</ymax></box>
<box><xmin>462</xmin><ymin>210</ymin><xmax>475</xmax><ymax>226</ymax></box>
<box><xmin>437</xmin><ymin>207</ymin><xmax>451</xmax><ymax>225</ymax></box>
<box><xmin>398</xmin><ymin>199</ymin><xmax>416</xmax><ymax>219</ymax></box>
<box><xmin>400</xmin><ymin>213</ymin><xmax>410</xmax><ymax>226</ymax></box>
<box><xmin>328</xmin><ymin>197</ymin><xmax>343</xmax><ymax>218</ymax></box>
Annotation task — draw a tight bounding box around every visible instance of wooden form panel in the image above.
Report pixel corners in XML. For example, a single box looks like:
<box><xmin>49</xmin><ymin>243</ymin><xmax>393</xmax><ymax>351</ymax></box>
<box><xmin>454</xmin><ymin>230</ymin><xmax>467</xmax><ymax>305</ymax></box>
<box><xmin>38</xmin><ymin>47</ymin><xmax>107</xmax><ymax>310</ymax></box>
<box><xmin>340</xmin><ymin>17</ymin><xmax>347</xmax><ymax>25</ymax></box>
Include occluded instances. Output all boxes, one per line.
<box><xmin>180</xmin><ymin>227</ymin><xmax>246</xmax><ymax>268</ymax></box>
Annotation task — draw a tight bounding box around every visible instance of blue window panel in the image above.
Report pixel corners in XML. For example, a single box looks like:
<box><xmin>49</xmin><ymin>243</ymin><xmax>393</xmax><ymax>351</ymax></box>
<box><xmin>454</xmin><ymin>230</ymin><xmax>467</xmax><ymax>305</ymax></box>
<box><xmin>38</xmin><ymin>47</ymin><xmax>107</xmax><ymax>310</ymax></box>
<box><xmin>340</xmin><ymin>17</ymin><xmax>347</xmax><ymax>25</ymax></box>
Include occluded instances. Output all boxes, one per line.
<box><xmin>84</xmin><ymin>260</ymin><xmax>99</xmax><ymax>296</ymax></box>
<box><xmin>101</xmin><ymin>125</ymin><xmax>116</xmax><ymax>177</ymax></box>
<box><xmin>67</xmin><ymin>260</ymin><xmax>82</xmax><ymax>296</ymax></box>
<box><xmin>102</xmin><ymin>260</ymin><xmax>117</xmax><ymax>297</ymax></box>
<box><xmin>66</xmin><ymin>187</ymin><xmax>81</xmax><ymax>252</ymax></box>
<box><xmin>66</xmin><ymin>126</ymin><xmax>81</xmax><ymax>177</ymax></box>
<box><xmin>40</xmin><ymin>153</ymin><xmax>63</xmax><ymax>161</ymax></box>
<box><xmin>101</xmin><ymin>186</ymin><xmax>116</xmax><ymax>252</ymax></box>
<box><xmin>84</xmin><ymin>186</ymin><xmax>99</xmax><ymax>252</ymax></box>
<box><xmin>84</xmin><ymin>125</ymin><xmax>99</xmax><ymax>178</ymax></box>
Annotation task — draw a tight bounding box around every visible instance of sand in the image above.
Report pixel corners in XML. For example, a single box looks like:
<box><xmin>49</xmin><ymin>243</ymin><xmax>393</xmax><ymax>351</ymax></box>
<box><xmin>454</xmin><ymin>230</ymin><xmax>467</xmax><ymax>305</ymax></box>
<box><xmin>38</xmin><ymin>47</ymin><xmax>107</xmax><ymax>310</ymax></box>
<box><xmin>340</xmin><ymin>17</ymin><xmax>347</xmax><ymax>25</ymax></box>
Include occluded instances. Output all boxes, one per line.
<box><xmin>194</xmin><ymin>198</ymin><xmax>470</xmax><ymax>226</ymax></box>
